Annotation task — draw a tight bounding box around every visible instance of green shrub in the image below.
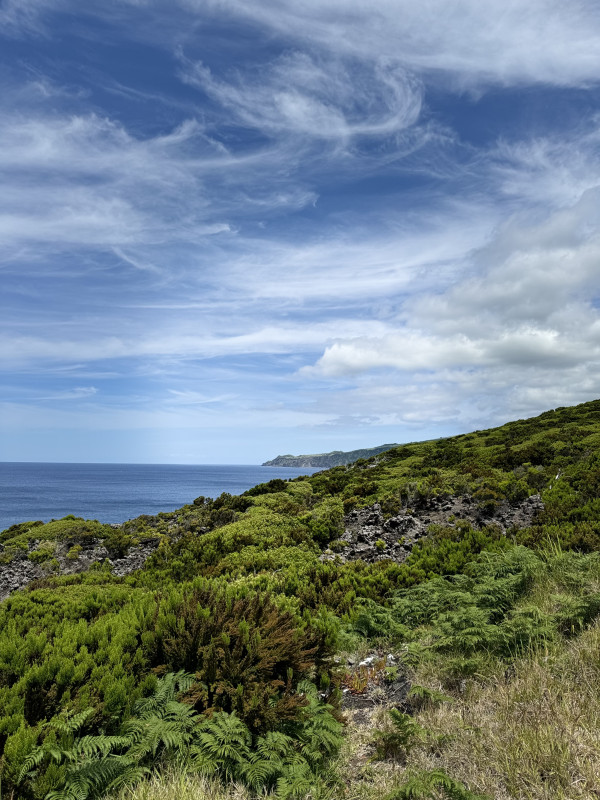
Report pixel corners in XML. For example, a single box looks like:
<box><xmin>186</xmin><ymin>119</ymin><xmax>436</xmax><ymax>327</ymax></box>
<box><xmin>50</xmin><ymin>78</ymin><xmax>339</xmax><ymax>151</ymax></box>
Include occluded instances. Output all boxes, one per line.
<box><xmin>27</xmin><ymin>541</ymin><xmax>57</xmax><ymax>564</ymax></box>
<box><xmin>148</xmin><ymin>583</ymin><xmax>332</xmax><ymax>733</ymax></box>
<box><xmin>66</xmin><ymin>545</ymin><xmax>82</xmax><ymax>561</ymax></box>
<box><xmin>13</xmin><ymin>673</ymin><xmax>343</xmax><ymax>800</ymax></box>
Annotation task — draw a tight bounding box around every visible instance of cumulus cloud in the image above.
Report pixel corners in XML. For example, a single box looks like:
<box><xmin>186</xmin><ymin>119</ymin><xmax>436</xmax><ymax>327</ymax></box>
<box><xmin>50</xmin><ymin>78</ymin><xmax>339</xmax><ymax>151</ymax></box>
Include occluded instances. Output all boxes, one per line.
<box><xmin>306</xmin><ymin>326</ymin><xmax>594</xmax><ymax>377</ymax></box>
<box><xmin>302</xmin><ymin>158</ymin><xmax>600</xmax><ymax>427</ymax></box>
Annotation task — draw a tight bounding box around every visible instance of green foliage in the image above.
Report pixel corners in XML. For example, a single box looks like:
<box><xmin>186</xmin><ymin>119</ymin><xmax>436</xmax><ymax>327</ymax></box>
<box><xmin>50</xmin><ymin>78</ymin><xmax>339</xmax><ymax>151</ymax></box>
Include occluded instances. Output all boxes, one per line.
<box><xmin>148</xmin><ymin>583</ymin><xmax>331</xmax><ymax>732</ymax></box>
<box><xmin>4</xmin><ymin>399</ymin><xmax>600</xmax><ymax>797</ymax></box>
<box><xmin>190</xmin><ymin>680</ymin><xmax>343</xmax><ymax>797</ymax></box>
<box><xmin>347</xmin><ymin>598</ymin><xmax>410</xmax><ymax>641</ymax></box>
<box><xmin>66</xmin><ymin>545</ymin><xmax>82</xmax><ymax>561</ymax></box>
<box><xmin>243</xmin><ymin>478</ymin><xmax>289</xmax><ymax>497</ymax></box>
<box><xmin>15</xmin><ymin>673</ymin><xmax>197</xmax><ymax>798</ymax></box>
<box><xmin>1</xmin><ymin>518</ymin><xmax>114</xmax><ymax>547</ymax></box>
<box><xmin>301</xmin><ymin>497</ymin><xmax>344</xmax><ymax>546</ymax></box>
<box><xmin>0</xmin><ymin>520</ymin><xmax>44</xmax><ymax>540</ymax></box>
<box><xmin>388</xmin><ymin>769</ymin><xmax>490</xmax><ymax>800</ymax></box>
<box><xmin>28</xmin><ymin>542</ymin><xmax>58</xmax><ymax>564</ymax></box>
<box><xmin>11</xmin><ymin>673</ymin><xmax>342</xmax><ymax>800</ymax></box>
<box><xmin>406</xmin><ymin>685</ymin><xmax>454</xmax><ymax>709</ymax></box>
<box><xmin>372</xmin><ymin>709</ymin><xmax>426</xmax><ymax>761</ymax></box>
<box><xmin>399</xmin><ymin>523</ymin><xmax>511</xmax><ymax>584</ymax></box>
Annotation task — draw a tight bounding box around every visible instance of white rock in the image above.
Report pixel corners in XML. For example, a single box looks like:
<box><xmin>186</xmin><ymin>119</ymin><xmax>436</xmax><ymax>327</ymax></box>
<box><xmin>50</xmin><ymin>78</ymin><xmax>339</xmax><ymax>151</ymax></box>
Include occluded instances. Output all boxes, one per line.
<box><xmin>358</xmin><ymin>656</ymin><xmax>376</xmax><ymax>667</ymax></box>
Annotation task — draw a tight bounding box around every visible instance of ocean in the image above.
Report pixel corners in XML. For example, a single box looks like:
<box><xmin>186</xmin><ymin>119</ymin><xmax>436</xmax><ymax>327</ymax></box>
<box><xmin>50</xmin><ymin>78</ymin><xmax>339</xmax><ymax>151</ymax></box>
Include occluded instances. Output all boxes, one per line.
<box><xmin>0</xmin><ymin>462</ymin><xmax>318</xmax><ymax>533</ymax></box>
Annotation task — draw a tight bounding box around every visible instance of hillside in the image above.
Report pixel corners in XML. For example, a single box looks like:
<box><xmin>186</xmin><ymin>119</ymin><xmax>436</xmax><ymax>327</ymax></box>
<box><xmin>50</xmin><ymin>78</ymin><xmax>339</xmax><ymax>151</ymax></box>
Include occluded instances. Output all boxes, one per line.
<box><xmin>2</xmin><ymin>399</ymin><xmax>600</xmax><ymax>799</ymax></box>
<box><xmin>262</xmin><ymin>442</ymin><xmax>398</xmax><ymax>467</ymax></box>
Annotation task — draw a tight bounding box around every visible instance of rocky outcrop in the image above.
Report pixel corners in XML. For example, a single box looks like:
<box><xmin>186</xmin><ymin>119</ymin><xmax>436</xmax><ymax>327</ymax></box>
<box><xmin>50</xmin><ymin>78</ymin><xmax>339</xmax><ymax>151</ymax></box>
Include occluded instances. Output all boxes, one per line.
<box><xmin>0</xmin><ymin>493</ymin><xmax>545</xmax><ymax>599</ymax></box>
<box><xmin>0</xmin><ymin>536</ymin><xmax>160</xmax><ymax>601</ymax></box>
<box><xmin>320</xmin><ymin>494</ymin><xmax>544</xmax><ymax>565</ymax></box>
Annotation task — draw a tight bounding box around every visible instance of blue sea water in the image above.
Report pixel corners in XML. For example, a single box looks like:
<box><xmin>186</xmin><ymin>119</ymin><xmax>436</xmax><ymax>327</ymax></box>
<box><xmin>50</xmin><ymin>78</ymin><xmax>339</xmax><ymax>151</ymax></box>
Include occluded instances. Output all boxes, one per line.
<box><xmin>0</xmin><ymin>463</ymin><xmax>318</xmax><ymax>533</ymax></box>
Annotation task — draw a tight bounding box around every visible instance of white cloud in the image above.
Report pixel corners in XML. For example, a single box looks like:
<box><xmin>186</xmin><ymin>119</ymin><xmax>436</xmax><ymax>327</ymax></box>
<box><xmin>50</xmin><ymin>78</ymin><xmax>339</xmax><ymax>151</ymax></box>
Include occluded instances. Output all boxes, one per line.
<box><xmin>195</xmin><ymin>0</ymin><xmax>600</xmax><ymax>89</ymax></box>
<box><xmin>6</xmin><ymin>1</ymin><xmax>600</xmax><ymax>91</ymax></box>
<box><xmin>167</xmin><ymin>389</ymin><xmax>235</xmax><ymax>405</ymax></box>
<box><xmin>0</xmin><ymin>108</ymin><xmax>302</xmax><ymax>256</ymax></box>
<box><xmin>294</xmin><ymin>111</ymin><xmax>600</xmax><ymax>423</ymax></box>
<box><xmin>307</xmin><ymin>326</ymin><xmax>594</xmax><ymax>378</ymax></box>
<box><xmin>182</xmin><ymin>50</ymin><xmax>422</xmax><ymax>141</ymax></box>
<box><xmin>493</xmin><ymin>132</ymin><xmax>600</xmax><ymax>208</ymax></box>
<box><xmin>213</xmin><ymin>211</ymin><xmax>494</xmax><ymax>304</ymax></box>
<box><xmin>35</xmin><ymin>386</ymin><xmax>98</xmax><ymax>400</ymax></box>
<box><xmin>0</xmin><ymin>399</ymin><xmax>335</xmax><ymax>432</ymax></box>
<box><xmin>303</xmin><ymin>333</ymin><xmax>484</xmax><ymax>376</ymax></box>
<box><xmin>1</xmin><ymin>0</ymin><xmax>600</xmax><ymax>457</ymax></box>
<box><xmin>0</xmin><ymin>0</ymin><xmax>66</xmax><ymax>35</ymax></box>
<box><xmin>0</xmin><ymin>319</ymin><xmax>394</xmax><ymax>366</ymax></box>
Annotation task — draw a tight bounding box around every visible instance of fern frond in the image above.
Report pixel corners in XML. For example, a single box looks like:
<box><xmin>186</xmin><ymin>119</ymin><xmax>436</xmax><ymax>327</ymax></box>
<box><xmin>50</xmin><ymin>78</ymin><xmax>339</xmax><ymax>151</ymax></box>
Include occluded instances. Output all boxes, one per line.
<box><xmin>71</xmin><ymin>734</ymin><xmax>130</xmax><ymax>760</ymax></box>
<box><xmin>408</xmin><ymin>685</ymin><xmax>454</xmax><ymax>706</ymax></box>
<box><xmin>48</xmin><ymin>709</ymin><xmax>94</xmax><ymax>737</ymax></box>
<box><xmin>388</xmin><ymin>768</ymin><xmax>490</xmax><ymax>799</ymax></box>
<box><xmin>17</xmin><ymin>746</ymin><xmax>47</xmax><ymax>783</ymax></box>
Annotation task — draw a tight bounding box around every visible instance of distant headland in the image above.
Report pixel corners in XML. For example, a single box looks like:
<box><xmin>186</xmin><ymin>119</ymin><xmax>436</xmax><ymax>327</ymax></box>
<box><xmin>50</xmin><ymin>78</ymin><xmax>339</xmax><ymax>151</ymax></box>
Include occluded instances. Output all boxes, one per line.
<box><xmin>262</xmin><ymin>442</ymin><xmax>399</xmax><ymax>468</ymax></box>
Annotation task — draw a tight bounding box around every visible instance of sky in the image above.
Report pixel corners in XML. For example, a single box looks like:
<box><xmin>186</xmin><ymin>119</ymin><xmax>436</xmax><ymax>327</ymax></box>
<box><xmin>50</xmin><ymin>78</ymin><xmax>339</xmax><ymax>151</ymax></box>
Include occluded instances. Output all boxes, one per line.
<box><xmin>1</xmin><ymin>1</ymin><xmax>600</xmax><ymax>464</ymax></box>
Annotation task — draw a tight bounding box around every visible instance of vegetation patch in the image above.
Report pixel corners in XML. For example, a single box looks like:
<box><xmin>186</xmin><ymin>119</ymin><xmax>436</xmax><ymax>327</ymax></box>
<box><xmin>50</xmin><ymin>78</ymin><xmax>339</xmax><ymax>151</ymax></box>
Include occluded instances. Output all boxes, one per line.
<box><xmin>3</xmin><ymin>399</ymin><xmax>600</xmax><ymax>798</ymax></box>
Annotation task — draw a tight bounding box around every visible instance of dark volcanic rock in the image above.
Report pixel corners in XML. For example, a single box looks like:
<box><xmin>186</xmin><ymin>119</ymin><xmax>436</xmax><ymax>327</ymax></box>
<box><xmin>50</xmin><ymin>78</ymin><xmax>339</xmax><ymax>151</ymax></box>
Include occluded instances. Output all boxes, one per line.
<box><xmin>320</xmin><ymin>494</ymin><xmax>544</xmax><ymax>565</ymax></box>
<box><xmin>0</xmin><ymin>536</ymin><xmax>160</xmax><ymax>601</ymax></box>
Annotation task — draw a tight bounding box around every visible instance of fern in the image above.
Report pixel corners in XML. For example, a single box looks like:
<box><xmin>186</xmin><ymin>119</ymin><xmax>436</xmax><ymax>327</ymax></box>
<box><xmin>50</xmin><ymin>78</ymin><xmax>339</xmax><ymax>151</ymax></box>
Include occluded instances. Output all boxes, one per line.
<box><xmin>186</xmin><ymin>681</ymin><xmax>342</xmax><ymax>795</ymax></box>
<box><xmin>407</xmin><ymin>684</ymin><xmax>454</xmax><ymax>708</ymax></box>
<box><xmin>372</xmin><ymin>708</ymin><xmax>426</xmax><ymax>762</ymax></box>
<box><xmin>48</xmin><ymin>710</ymin><xmax>94</xmax><ymax>738</ymax></box>
<box><xmin>275</xmin><ymin>760</ymin><xmax>316</xmax><ymax>799</ymax></box>
<box><xmin>191</xmin><ymin>711</ymin><xmax>252</xmax><ymax>780</ymax></box>
<box><xmin>388</xmin><ymin>768</ymin><xmax>490</xmax><ymax>799</ymax></box>
<box><xmin>16</xmin><ymin>672</ymin><xmax>198</xmax><ymax>800</ymax></box>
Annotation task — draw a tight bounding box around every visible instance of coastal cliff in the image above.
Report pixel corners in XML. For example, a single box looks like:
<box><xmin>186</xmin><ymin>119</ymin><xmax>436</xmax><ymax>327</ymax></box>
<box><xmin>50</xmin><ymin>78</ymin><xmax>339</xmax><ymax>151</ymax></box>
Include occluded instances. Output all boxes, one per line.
<box><xmin>263</xmin><ymin>442</ymin><xmax>398</xmax><ymax>467</ymax></box>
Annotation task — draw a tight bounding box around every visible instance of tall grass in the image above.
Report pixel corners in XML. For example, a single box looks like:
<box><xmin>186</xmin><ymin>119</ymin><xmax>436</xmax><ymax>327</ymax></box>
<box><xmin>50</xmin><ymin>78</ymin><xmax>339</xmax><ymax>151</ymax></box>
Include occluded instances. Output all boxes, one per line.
<box><xmin>112</xmin><ymin>771</ymin><xmax>252</xmax><ymax>800</ymax></box>
<box><xmin>405</xmin><ymin>620</ymin><xmax>600</xmax><ymax>799</ymax></box>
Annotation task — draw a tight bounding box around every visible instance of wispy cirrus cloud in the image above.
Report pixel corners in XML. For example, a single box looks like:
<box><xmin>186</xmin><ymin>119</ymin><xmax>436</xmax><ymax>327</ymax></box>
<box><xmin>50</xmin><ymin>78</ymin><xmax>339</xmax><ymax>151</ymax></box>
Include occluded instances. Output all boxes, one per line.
<box><xmin>167</xmin><ymin>389</ymin><xmax>236</xmax><ymax>405</ymax></box>
<box><xmin>196</xmin><ymin>0</ymin><xmax>600</xmax><ymax>89</ymax></box>
<box><xmin>181</xmin><ymin>50</ymin><xmax>423</xmax><ymax>142</ymax></box>
<box><xmin>0</xmin><ymin>111</ymin><xmax>233</xmax><ymax>253</ymax></box>
<box><xmin>1</xmin><ymin>0</ymin><xmax>600</xmax><ymax>461</ymax></box>
<box><xmin>34</xmin><ymin>386</ymin><xmax>98</xmax><ymax>401</ymax></box>
<box><xmin>7</xmin><ymin>0</ymin><xmax>600</xmax><ymax>92</ymax></box>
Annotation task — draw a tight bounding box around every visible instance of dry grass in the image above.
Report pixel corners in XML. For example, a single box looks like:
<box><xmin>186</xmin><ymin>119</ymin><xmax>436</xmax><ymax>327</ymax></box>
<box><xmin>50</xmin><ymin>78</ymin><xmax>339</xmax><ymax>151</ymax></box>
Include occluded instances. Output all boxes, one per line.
<box><xmin>112</xmin><ymin>771</ymin><xmax>253</xmax><ymax>800</ymax></box>
<box><xmin>400</xmin><ymin>621</ymin><xmax>600</xmax><ymax>799</ymax></box>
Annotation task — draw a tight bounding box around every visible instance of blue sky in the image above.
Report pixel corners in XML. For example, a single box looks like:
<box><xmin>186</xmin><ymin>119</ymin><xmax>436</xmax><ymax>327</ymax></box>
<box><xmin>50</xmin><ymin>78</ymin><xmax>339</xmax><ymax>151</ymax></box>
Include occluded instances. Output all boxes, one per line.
<box><xmin>1</xmin><ymin>0</ymin><xmax>600</xmax><ymax>464</ymax></box>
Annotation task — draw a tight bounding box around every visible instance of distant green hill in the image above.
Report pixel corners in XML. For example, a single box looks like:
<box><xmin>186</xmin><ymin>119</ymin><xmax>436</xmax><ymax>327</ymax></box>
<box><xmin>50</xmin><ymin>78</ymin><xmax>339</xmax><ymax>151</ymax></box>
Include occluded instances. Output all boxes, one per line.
<box><xmin>262</xmin><ymin>442</ymin><xmax>399</xmax><ymax>467</ymax></box>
